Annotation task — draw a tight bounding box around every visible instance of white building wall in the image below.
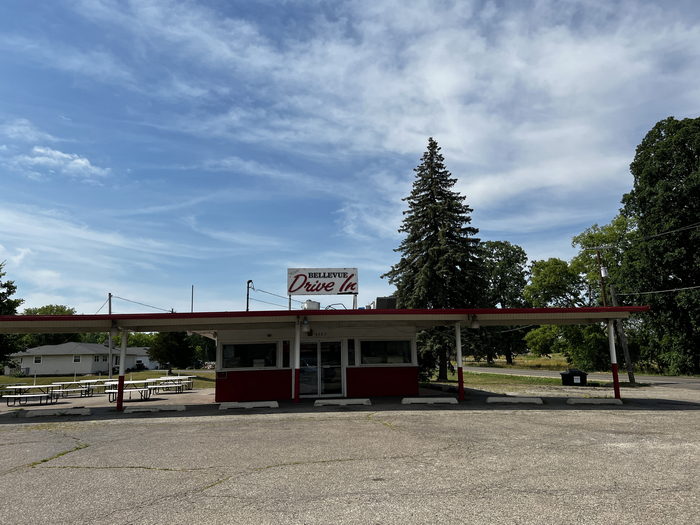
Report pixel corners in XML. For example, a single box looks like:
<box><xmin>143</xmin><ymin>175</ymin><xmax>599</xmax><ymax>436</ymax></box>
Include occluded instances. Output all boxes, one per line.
<box><xmin>14</xmin><ymin>354</ymin><xmax>94</xmax><ymax>376</ymax></box>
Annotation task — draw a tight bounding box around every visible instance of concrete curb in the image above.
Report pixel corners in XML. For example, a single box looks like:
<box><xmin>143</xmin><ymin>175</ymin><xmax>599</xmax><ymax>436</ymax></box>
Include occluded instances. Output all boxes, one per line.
<box><xmin>124</xmin><ymin>405</ymin><xmax>186</xmax><ymax>413</ymax></box>
<box><xmin>486</xmin><ymin>396</ymin><xmax>543</xmax><ymax>405</ymax></box>
<box><xmin>402</xmin><ymin>397</ymin><xmax>458</xmax><ymax>405</ymax></box>
<box><xmin>566</xmin><ymin>398</ymin><xmax>623</xmax><ymax>405</ymax></box>
<box><xmin>23</xmin><ymin>408</ymin><xmax>91</xmax><ymax>418</ymax></box>
<box><xmin>314</xmin><ymin>398</ymin><xmax>371</xmax><ymax>407</ymax></box>
<box><xmin>219</xmin><ymin>401</ymin><xmax>279</xmax><ymax>410</ymax></box>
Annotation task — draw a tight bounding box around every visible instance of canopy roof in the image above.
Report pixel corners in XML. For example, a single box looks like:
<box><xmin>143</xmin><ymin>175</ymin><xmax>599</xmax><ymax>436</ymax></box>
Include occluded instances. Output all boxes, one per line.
<box><xmin>0</xmin><ymin>307</ymin><xmax>649</xmax><ymax>334</ymax></box>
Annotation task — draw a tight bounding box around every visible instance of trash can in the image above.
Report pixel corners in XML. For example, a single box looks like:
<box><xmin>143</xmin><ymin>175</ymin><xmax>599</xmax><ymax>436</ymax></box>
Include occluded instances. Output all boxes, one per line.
<box><xmin>560</xmin><ymin>369</ymin><xmax>588</xmax><ymax>386</ymax></box>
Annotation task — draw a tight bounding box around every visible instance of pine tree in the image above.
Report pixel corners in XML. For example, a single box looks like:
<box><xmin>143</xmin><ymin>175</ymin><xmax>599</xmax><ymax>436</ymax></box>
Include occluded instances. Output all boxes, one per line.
<box><xmin>383</xmin><ymin>138</ymin><xmax>484</xmax><ymax>379</ymax></box>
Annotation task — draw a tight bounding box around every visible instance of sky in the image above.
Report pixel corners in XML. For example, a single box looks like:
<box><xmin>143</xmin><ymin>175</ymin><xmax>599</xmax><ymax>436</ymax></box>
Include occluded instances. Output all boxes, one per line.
<box><xmin>1</xmin><ymin>0</ymin><xmax>699</xmax><ymax>315</ymax></box>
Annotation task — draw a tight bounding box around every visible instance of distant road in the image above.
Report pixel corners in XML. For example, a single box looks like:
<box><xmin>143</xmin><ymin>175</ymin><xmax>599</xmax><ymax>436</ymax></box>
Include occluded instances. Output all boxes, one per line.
<box><xmin>463</xmin><ymin>366</ymin><xmax>700</xmax><ymax>390</ymax></box>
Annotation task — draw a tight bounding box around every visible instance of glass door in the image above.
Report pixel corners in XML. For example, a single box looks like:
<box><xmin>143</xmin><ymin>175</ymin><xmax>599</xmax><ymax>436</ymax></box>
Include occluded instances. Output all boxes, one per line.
<box><xmin>299</xmin><ymin>343</ymin><xmax>319</xmax><ymax>396</ymax></box>
<box><xmin>320</xmin><ymin>341</ymin><xmax>342</xmax><ymax>395</ymax></box>
<box><xmin>299</xmin><ymin>341</ymin><xmax>343</xmax><ymax>397</ymax></box>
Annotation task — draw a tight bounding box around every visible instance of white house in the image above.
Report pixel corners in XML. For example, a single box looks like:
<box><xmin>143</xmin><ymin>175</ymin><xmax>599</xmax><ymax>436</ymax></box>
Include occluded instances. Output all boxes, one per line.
<box><xmin>3</xmin><ymin>342</ymin><xmax>158</xmax><ymax>376</ymax></box>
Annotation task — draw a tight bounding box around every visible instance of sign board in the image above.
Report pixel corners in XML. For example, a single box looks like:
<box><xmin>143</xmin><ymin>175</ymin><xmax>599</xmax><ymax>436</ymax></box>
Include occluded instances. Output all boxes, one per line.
<box><xmin>287</xmin><ymin>268</ymin><xmax>358</xmax><ymax>295</ymax></box>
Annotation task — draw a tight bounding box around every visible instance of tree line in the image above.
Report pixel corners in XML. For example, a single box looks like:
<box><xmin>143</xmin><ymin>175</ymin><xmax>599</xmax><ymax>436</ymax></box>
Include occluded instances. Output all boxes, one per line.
<box><xmin>0</xmin><ymin>299</ymin><xmax>214</xmax><ymax>369</ymax></box>
<box><xmin>1</xmin><ymin>117</ymin><xmax>698</xmax><ymax>377</ymax></box>
<box><xmin>385</xmin><ymin>117</ymin><xmax>699</xmax><ymax>378</ymax></box>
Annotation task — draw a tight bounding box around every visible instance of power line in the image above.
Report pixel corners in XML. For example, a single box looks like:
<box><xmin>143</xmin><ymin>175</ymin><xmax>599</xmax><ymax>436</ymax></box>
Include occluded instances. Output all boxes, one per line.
<box><xmin>249</xmin><ymin>297</ymin><xmax>289</xmax><ymax>309</ymax></box>
<box><xmin>254</xmin><ymin>287</ymin><xmax>304</xmax><ymax>304</ymax></box>
<box><xmin>95</xmin><ymin>297</ymin><xmax>109</xmax><ymax>314</ymax></box>
<box><xmin>584</xmin><ymin>221</ymin><xmax>700</xmax><ymax>252</ymax></box>
<box><xmin>111</xmin><ymin>295</ymin><xmax>173</xmax><ymax>313</ymax></box>
<box><xmin>643</xmin><ymin>221</ymin><xmax>700</xmax><ymax>240</ymax></box>
<box><xmin>617</xmin><ymin>284</ymin><xmax>700</xmax><ymax>296</ymax></box>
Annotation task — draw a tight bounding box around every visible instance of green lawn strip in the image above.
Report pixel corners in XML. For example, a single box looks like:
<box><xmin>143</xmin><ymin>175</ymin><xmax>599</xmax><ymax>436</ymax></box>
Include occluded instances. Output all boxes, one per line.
<box><xmin>442</xmin><ymin>371</ymin><xmax>561</xmax><ymax>386</ymax></box>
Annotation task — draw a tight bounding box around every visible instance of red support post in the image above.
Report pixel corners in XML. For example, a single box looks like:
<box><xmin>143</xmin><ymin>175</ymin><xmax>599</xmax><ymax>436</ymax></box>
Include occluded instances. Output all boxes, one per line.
<box><xmin>457</xmin><ymin>367</ymin><xmax>464</xmax><ymax>401</ymax></box>
<box><xmin>294</xmin><ymin>368</ymin><xmax>300</xmax><ymax>403</ymax></box>
<box><xmin>611</xmin><ymin>363</ymin><xmax>621</xmax><ymax>400</ymax></box>
<box><xmin>116</xmin><ymin>375</ymin><xmax>125</xmax><ymax>411</ymax></box>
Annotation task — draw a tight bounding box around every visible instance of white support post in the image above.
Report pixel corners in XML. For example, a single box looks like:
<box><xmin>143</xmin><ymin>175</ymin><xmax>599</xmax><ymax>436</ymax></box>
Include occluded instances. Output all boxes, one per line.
<box><xmin>455</xmin><ymin>322</ymin><xmax>464</xmax><ymax>401</ymax></box>
<box><xmin>608</xmin><ymin>320</ymin><xmax>621</xmax><ymax>399</ymax></box>
<box><xmin>293</xmin><ymin>318</ymin><xmax>301</xmax><ymax>402</ymax></box>
<box><xmin>116</xmin><ymin>330</ymin><xmax>128</xmax><ymax>411</ymax></box>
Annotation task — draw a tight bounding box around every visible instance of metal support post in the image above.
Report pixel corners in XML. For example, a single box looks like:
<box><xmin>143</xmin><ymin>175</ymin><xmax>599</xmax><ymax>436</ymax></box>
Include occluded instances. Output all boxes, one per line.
<box><xmin>455</xmin><ymin>322</ymin><xmax>464</xmax><ymax>401</ymax></box>
<box><xmin>116</xmin><ymin>330</ymin><xmax>128</xmax><ymax>411</ymax></box>
<box><xmin>608</xmin><ymin>320</ymin><xmax>621</xmax><ymax>399</ymax></box>
<box><xmin>293</xmin><ymin>319</ymin><xmax>301</xmax><ymax>403</ymax></box>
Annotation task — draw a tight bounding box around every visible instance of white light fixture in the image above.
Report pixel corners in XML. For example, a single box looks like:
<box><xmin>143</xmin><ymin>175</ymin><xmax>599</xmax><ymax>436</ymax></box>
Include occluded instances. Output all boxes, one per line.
<box><xmin>601</xmin><ymin>266</ymin><xmax>608</xmax><ymax>278</ymax></box>
<box><xmin>301</xmin><ymin>317</ymin><xmax>311</xmax><ymax>334</ymax></box>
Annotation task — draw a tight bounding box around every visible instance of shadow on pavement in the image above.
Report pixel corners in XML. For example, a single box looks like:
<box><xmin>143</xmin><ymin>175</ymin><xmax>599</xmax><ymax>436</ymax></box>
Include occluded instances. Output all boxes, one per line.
<box><xmin>1</xmin><ymin>385</ymin><xmax>699</xmax><ymax>426</ymax></box>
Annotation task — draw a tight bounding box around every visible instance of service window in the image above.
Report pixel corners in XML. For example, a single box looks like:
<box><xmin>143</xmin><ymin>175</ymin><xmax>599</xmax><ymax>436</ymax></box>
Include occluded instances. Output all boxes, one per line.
<box><xmin>222</xmin><ymin>343</ymin><xmax>277</xmax><ymax>368</ymax></box>
<box><xmin>73</xmin><ymin>355</ymin><xmax>81</xmax><ymax>363</ymax></box>
<box><xmin>360</xmin><ymin>340</ymin><xmax>412</xmax><ymax>364</ymax></box>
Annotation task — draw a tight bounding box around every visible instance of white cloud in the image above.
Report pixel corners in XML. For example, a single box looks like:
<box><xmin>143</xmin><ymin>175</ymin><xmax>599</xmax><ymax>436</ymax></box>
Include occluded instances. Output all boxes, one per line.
<box><xmin>0</xmin><ymin>34</ymin><xmax>135</xmax><ymax>86</ymax></box>
<box><xmin>0</xmin><ymin>118</ymin><xmax>58</xmax><ymax>143</ymax></box>
<box><xmin>10</xmin><ymin>146</ymin><xmax>110</xmax><ymax>180</ymax></box>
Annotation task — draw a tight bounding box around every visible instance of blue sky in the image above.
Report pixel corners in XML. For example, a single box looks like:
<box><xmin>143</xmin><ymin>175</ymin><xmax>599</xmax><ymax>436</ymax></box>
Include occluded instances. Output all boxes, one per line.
<box><xmin>1</xmin><ymin>0</ymin><xmax>699</xmax><ymax>314</ymax></box>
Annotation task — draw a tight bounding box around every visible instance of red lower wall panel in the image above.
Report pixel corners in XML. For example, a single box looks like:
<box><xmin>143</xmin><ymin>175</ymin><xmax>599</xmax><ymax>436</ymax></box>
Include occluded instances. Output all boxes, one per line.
<box><xmin>346</xmin><ymin>366</ymin><xmax>419</xmax><ymax>397</ymax></box>
<box><xmin>216</xmin><ymin>369</ymin><xmax>293</xmax><ymax>402</ymax></box>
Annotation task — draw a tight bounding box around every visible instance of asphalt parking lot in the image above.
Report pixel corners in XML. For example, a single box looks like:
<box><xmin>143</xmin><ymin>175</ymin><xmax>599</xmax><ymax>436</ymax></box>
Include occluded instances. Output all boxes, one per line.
<box><xmin>1</xmin><ymin>383</ymin><xmax>699</xmax><ymax>525</ymax></box>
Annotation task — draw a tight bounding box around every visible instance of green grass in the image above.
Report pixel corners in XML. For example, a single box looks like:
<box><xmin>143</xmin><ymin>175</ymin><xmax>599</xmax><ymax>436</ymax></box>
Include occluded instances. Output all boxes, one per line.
<box><xmin>443</xmin><ymin>370</ymin><xmax>562</xmax><ymax>386</ymax></box>
<box><xmin>464</xmin><ymin>353</ymin><xmax>570</xmax><ymax>371</ymax></box>
<box><xmin>0</xmin><ymin>370</ymin><xmax>216</xmax><ymax>389</ymax></box>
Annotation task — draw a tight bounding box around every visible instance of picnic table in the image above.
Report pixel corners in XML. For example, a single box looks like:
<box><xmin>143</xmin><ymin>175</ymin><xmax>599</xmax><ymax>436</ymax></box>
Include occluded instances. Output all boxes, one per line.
<box><xmin>148</xmin><ymin>377</ymin><xmax>186</xmax><ymax>395</ymax></box>
<box><xmin>79</xmin><ymin>378</ymin><xmax>111</xmax><ymax>393</ymax></box>
<box><xmin>52</xmin><ymin>381</ymin><xmax>95</xmax><ymax>398</ymax></box>
<box><xmin>104</xmin><ymin>379</ymin><xmax>156</xmax><ymax>402</ymax></box>
<box><xmin>157</xmin><ymin>375</ymin><xmax>195</xmax><ymax>390</ymax></box>
<box><xmin>4</xmin><ymin>384</ymin><xmax>59</xmax><ymax>406</ymax></box>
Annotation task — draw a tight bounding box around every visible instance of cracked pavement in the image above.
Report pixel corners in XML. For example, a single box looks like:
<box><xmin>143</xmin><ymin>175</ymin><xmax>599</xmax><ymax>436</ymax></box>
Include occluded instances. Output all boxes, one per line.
<box><xmin>0</xmin><ymin>400</ymin><xmax>698</xmax><ymax>524</ymax></box>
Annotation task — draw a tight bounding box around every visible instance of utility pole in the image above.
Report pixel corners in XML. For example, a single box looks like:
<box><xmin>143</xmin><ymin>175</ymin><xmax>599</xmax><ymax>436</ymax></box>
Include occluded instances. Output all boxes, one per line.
<box><xmin>107</xmin><ymin>293</ymin><xmax>113</xmax><ymax>379</ymax></box>
<box><xmin>595</xmin><ymin>250</ymin><xmax>608</xmax><ymax>306</ymax></box>
<box><xmin>609</xmin><ymin>284</ymin><xmax>636</xmax><ymax>384</ymax></box>
<box><xmin>587</xmin><ymin>245</ymin><xmax>636</xmax><ymax>385</ymax></box>
<box><xmin>191</xmin><ymin>285</ymin><xmax>194</xmax><ymax>313</ymax></box>
<box><xmin>246</xmin><ymin>280</ymin><xmax>254</xmax><ymax>311</ymax></box>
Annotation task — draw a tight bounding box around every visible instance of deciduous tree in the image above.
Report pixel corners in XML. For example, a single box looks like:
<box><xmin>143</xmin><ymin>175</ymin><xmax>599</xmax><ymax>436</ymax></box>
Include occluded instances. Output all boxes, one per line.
<box><xmin>0</xmin><ymin>262</ymin><xmax>23</xmax><ymax>363</ymax></box>
<box><xmin>20</xmin><ymin>304</ymin><xmax>81</xmax><ymax>349</ymax></box>
<box><xmin>620</xmin><ymin>116</ymin><xmax>700</xmax><ymax>374</ymax></box>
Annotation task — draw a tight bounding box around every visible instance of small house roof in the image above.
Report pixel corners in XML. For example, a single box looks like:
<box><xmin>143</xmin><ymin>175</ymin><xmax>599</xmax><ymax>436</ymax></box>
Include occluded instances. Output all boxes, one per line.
<box><xmin>10</xmin><ymin>342</ymin><xmax>149</xmax><ymax>357</ymax></box>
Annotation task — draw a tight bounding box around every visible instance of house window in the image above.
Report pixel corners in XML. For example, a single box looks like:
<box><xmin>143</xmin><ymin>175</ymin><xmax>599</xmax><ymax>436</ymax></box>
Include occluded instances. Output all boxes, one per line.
<box><xmin>360</xmin><ymin>340</ymin><xmax>412</xmax><ymax>364</ymax></box>
<box><xmin>34</xmin><ymin>356</ymin><xmax>42</xmax><ymax>364</ymax></box>
<box><xmin>114</xmin><ymin>356</ymin><xmax>120</xmax><ymax>365</ymax></box>
<box><xmin>102</xmin><ymin>355</ymin><xmax>108</xmax><ymax>362</ymax></box>
<box><xmin>94</xmin><ymin>355</ymin><xmax>101</xmax><ymax>362</ymax></box>
<box><xmin>73</xmin><ymin>355</ymin><xmax>81</xmax><ymax>363</ymax></box>
<box><xmin>222</xmin><ymin>343</ymin><xmax>277</xmax><ymax>368</ymax></box>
